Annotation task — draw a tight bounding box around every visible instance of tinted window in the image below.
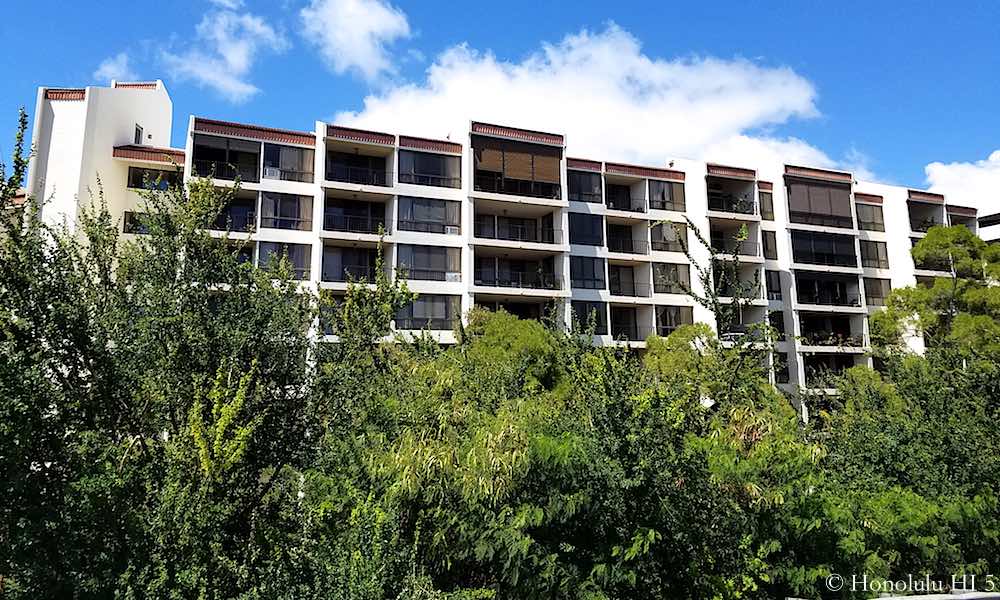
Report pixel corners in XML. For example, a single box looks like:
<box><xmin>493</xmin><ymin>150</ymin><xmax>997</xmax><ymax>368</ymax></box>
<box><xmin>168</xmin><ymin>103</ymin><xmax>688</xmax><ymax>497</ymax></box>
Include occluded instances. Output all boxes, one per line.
<box><xmin>398</xmin><ymin>150</ymin><xmax>461</xmax><ymax>188</ymax></box>
<box><xmin>569</xmin><ymin>213</ymin><xmax>603</xmax><ymax>246</ymax></box>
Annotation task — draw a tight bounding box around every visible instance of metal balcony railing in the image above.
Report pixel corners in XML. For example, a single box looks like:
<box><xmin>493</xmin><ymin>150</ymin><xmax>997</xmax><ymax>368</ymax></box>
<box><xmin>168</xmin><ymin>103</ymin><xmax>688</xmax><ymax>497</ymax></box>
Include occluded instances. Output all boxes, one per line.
<box><xmin>401</xmin><ymin>269</ymin><xmax>461</xmax><ymax>282</ymax></box>
<box><xmin>649</xmin><ymin>199</ymin><xmax>685</xmax><ymax>212</ymax></box>
<box><xmin>607</xmin><ymin>237</ymin><xmax>650</xmax><ymax>255</ymax></box>
<box><xmin>609</xmin><ymin>281</ymin><xmax>652</xmax><ymax>298</ymax></box>
<box><xmin>397</xmin><ymin>172</ymin><xmax>461</xmax><ymax>188</ymax></box>
<box><xmin>788</xmin><ymin>211</ymin><xmax>854</xmax><ymax>228</ymax></box>
<box><xmin>322</xmin><ymin>264</ymin><xmax>378</xmax><ymax>282</ymax></box>
<box><xmin>326</xmin><ymin>164</ymin><xmax>392</xmax><ymax>187</ymax></box>
<box><xmin>707</xmin><ymin>191</ymin><xmax>756</xmax><ymax>215</ymax></box>
<box><xmin>262</xmin><ymin>166</ymin><xmax>314</xmax><ymax>183</ymax></box>
<box><xmin>211</xmin><ymin>209</ymin><xmax>256</xmax><ymax>232</ymax></box>
<box><xmin>794</xmin><ymin>252</ymin><xmax>857</xmax><ymax>267</ymax></box>
<box><xmin>610</xmin><ymin>323</ymin><xmax>643</xmax><ymax>342</ymax></box>
<box><xmin>571</xmin><ymin>277</ymin><xmax>606</xmax><ymax>290</ymax></box>
<box><xmin>474</xmin><ymin>271</ymin><xmax>560</xmax><ymax>290</ymax></box>
<box><xmin>910</xmin><ymin>217</ymin><xmax>942</xmax><ymax>232</ymax></box>
<box><xmin>323</xmin><ymin>213</ymin><xmax>385</xmax><ymax>234</ymax></box>
<box><xmin>800</xmin><ymin>332</ymin><xmax>866</xmax><ymax>347</ymax></box>
<box><xmin>796</xmin><ymin>292</ymin><xmax>861</xmax><ymax>307</ymax></box>
<box><xmin>606</xmin><ymin>198</ymin><xmax>646</xmax><ymax>212</ymax></box>
<box><xmin>711</xmin><ymin>239</ymin><xmax>760</xmax><ymax>256</ymax></box>
<box><xmin>474</xmin><ymin>222</ymin><xmax>561</xmax><ymax>244</ymax></box>
<box><xmin>193</xmin><ymin>160</ymin><xmax>259</xmax><ymax>183</ymax></box>
<box><xmin>398</xmin><ymin>219</ymin><xmax>460</xmax><ymax>234</ymax></box>
<box><xmin>260</xmin><ymin>215</ymin><xmax>312</xmax><ymax>231</ymax></box>
<box><xmin>395</xmin><ymin>317</ymin><xmax>457</xmax><ymax>330</ymax></box>
<box><xmin>568</xmin><ymin>190</ymin><xmax>602</xmax><ymax>203</ymax></box>
<box><xmin>473</xmin><ymin>172</ymin><xmax>561</xmax><ymax>199</ymax></box>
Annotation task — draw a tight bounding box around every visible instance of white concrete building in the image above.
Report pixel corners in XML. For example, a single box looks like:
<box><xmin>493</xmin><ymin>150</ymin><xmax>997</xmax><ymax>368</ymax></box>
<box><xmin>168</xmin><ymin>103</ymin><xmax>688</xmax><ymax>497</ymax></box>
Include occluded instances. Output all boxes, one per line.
<box><xmin>24</xmin><ymin>80</ymin><xmax>980</xmax><ymax>392</ymax></box>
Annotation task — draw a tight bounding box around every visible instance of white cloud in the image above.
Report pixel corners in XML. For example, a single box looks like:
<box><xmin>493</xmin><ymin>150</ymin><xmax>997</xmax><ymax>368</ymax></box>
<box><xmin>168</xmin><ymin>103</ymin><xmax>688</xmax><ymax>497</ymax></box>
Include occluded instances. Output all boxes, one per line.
<box><xmin>925</xmin><ymin>150</ymin><xmax>1000</xmax><ymax>212</ymax></box>
<box><xmin>93</xmin><ymin>52</ymin><xmax>138</xmax><ymax>83</ymax></box>
<box><xmin>333</xmin><ymin>24</ymin><xmax>852</xmax><ymax>174</ymax></box>
<box><xmin>209</xmin><ymin>0</ymin><xmax>244</xmax><ymax>8</ymax></box>
<box><xmin>162</xmin><ymin>9</ymin><xmax>289</xmax><ymax>103</ymax></box>
<box><xmin>300</xmin><ymin>0</ymin><xmax>410</xmax><ymax>82</ymax></box>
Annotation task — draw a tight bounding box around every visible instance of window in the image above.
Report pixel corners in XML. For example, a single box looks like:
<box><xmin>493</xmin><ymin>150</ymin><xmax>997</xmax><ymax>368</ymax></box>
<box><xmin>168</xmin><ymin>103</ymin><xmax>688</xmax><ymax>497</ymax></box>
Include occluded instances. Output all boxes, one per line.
<box><xmin>397</xmin><ymin>245</ymin><xmax>461</xmax><ymax>281</ymax></box>
<box><xmin>765</xmin><ymin>270</ymin><xmax>782</xmax><ymax>300</ymax></box>
<box><xmin>651</xmin><ymin>223</ymin><xmax>686</xmax><ymax>252</ymax></box>
<box><xmin>864</xmin><ymin>277</ymin><xmax>891</xmax><ymax>306</ymax></box>
<box><xmin>656</xmin><ymin>305</ymin><xmax>693</xmax><ymax>336</ymax></box>
<box><xmin>859</xmin><ymin>240</ymin><xmax>889</xmax><ymax>269</ymax></box>
<box><xmin>790</xmin><ymin>231</ymin><xmax>858</xmax><ymax>267</ymax></box>
<box><xmin>786</xmin><ymin>180</ymin><xmax>853</xmax><ymax>228</ymax></box>
<box><xmin>759</xmin><ymin>191</ymin><xmax>774</xmax><ymax>220</ymax></box>
<box><xmin>397</xmin><ymin>197</ymin><xmax>461</xmax><ymax>233</ymax></box>
<box><xmin>475</xmin><ymin>256</ymin><xmax>556</xmax><ymax>289</ymax></box>
<box><xmin>263</xmin><ymin>144</ymin><xmax>315</xmax><ymax>183</ymax></box>
<box><xmin>134</xmin><ymin>124</ymin><xmax>143</xmax><ymax>145</ymax></box>
<box><xmin>123</xmin><ymin>211</ymin><xmax>150</xmax><ymax>234</ymax></box>
<box><xmin>795</xmin><ymin>273</ymin><xmax>859</xmax><ymax>306</ymax></box>
<box><xmin>326</xmin><ymin>151</ymin><xmax>388</xmax><ymax>186</ymax></box>
<box><xmin>607</xmin><ymin>223</ymin><xmax>646</xmax><ymax>254</ymax></box>
<box><xmin>774</xmin><ymin>352</ymin><xmax>790</xmax><ymax>383</ymax></box>
<box><xmin>649</xmin><ymin>180</ymin><xmax>685</xmax><ymax>211</ymax></box>
<box><xmin>323</xmin><ymin>199</ymin><xmax>384</xmax><ymax>233</ymax></box>
<box><xmin>472</xmin><ymin>136</ymin><xmax>561</xmax><ymax>199</ymax></box>
<box><xmin>192</xmin><ymin>134</ymin><xmax>260</xmax><ymax>182</ymax></box>
<box><xmin>396</xmin><ymin>295</ymin><xmax>460</xmax><ymax>330</ymax></box>
<box><xmin>609</xmin><ymin>265</ymin><xmax>646</xmax><ymax>297</ymax></box>
<box><xmin>260</xmin><ymin>192</ymin><xmax>313</xmax><ymax>230</ymax></box>
<box><xmin>611</xmin><ymin>306</ymin><xmax>641</xmax><ymax>340</ymax></box>
<box><xmin>570</xmin><ymin>256</ymin><xmax>606</xmax><ymax>289</ymax></box>
<box><xmin>127</xmin><ymin>166</ymin><xmax>182</xmax><ymax>190</ymax></box>
<box><xmin>322</xmin><ymin>247</ymin><xmax>378</xmax><ymax>282</ymax></box>
<box><xmin>762</xmin><ymin>230</ymin><xmax>778</xmax><ymax>260</ymax></box>
<box><xmin>258</xmin><ymin>242</ymin><xmax>311</xmax><ymax>280</ymax></box>
<box><xmin>398</xmin><ymin>150</ymin><xmax>461</xmax><ymax>188</ymax></box>
<box><xmin>856</xmin><ymin>203</ymin><xmax>885</xmax><ymax>232</ymax></box>
<box><xmin>768</xmin><ymin>311</ymin><xmax>786</xmax><ymax>340</ymax></box>
<box><xmin>606</xmin><ymin>183</ymin><xmax>638</xmax><ymax>211</ymax></box>
<box><xmin>653</xmin><ymin>263</ymin><xmax>690</xmax><ymax>294</ymax></box>
<box><xmin>568</xmin><ymin>170</ymin><xmax>602</xmax><ymax>203</ymax></box>
<box><xmin>569</xmin><ymin>213</ymin><xmax>603</xmax><ymax>246</ymax></box>
<box><xmin>571</xmin><ymin>301</ymin><xmax>607</xmax><ymax>334</ymax></box>
<box><xmin>212</xmin><ymin>195</ymin><xmax>257</xmax><ymax>232</ymax></box>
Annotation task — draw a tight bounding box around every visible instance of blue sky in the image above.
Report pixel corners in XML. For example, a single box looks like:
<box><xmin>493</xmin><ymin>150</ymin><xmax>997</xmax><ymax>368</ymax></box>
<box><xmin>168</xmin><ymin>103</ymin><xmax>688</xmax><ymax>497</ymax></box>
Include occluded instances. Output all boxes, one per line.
<box><xmin>2</xmin><ymin>0</ymin><xmax>999</xmax><ymax>202</ymax></box>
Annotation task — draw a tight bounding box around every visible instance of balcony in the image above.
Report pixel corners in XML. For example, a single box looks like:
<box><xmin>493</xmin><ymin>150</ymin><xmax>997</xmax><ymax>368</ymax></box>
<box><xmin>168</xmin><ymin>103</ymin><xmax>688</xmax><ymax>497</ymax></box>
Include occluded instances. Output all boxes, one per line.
<box><xmin>797</xmin><ymin>291</ymin><xmax>861</xmax><ymax>307</ymax></box>
<box><xmin>398</xmin><ymin>172</ymin><xmax>461</xmax><ymax>188</ymax></box>
<box><xmin>474</xmin><ymin>172</ymin><xmax>561</xmax><ymax>200</ymax></box>
<box><xmin>910</xmin><ymin>217</ymin><xmax>943</xmax><ymax>232</ymax></box>
<box><xmin>607</xmin><ymin>237</ymin><xmax>649</xmax><ymax>255</ymax></box>
<box><xmin>800</xmin><ymin>332</ymin><xmax>865</xmax><ymax>347</ymax></box>
<box><xmin>211</xmin><ymin>204</ymin><xmax>256</xmax><ymax>232</ymax></box>
<box><xmin>913</xmin><ymin>256</ymin><xmax>951</xmax><ymax>272</ymax></box>
<box><xmin>322</xmin><ymin>264</ymin><xmax>378</xmax><ymax>283</ymax></box>
<box><xmin>323</xmin><ymin>213</ymin><xmax>386</xmax><ymax>234</ymax></box>
<box><xmin>398</xmin><ymin>219</ymin><xmax>459</xmax><ymax>234</ymax></box>
<box><xmin>474</xmin><ymin>220</ymin><xmax>561</xmax><ymax>244</ymax></box>
<box><xmin>711</xmin><ymin>238</ymin><xmax>760</xmax><ymax>257</ymax></box>
<box><xmin>194</xmin><ymin>160</ymin><xmax>259</xmax><ymax>183</ymax></box>
<box><xmin>326</xmin><ymin>164</ymin><xmax>392</xmax><ymax>187</ymax></box>
<box><xmin>707</xmin><ymin>191</ymin><xmax>755</xmax><ymax>215</ymax></box>
<box><xmin>474</xmin><ymin>270</ymin><xmax>560</xmax><ymax>290</ymax></box>
<box><xmin>609</xmin><ymin>281</ymin><xmax>652</xmax><ymax>298</ymax></box>
<box><xmin>395</xmin><ymin>317</ymin><xmax>457</xmax><ymax>330</ymax></box>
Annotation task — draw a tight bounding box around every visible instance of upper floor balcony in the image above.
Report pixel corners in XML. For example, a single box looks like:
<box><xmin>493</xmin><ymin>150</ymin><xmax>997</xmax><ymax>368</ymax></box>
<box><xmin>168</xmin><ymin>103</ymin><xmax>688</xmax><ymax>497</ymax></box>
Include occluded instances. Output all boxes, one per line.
<box><xmin>323</xmin><ymin>196</ymin><xmax>387</xmax><ymax>235</ymax></box>
<box><xmin>706</xmin><ymin>166</ymin><xmax>757</xmax><ymax>217</ymax></box>
<box><xmin>471</xmin><ymin>126</ymin><xmax>563</xmax><ymax>200</ymax></box>
<box><xmin>326</xmin><ymin>151</ymin><xmax>392</xmax><ymax>187</ymax></box>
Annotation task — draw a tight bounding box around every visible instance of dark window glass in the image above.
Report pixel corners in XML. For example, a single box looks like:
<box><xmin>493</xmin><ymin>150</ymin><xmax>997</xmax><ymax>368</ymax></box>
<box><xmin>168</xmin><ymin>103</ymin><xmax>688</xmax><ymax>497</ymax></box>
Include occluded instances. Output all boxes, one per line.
<box><xmin>395</xmin><ymin>295</ymin><xmax>460</xmax><ymax>330</ymax></box>
<box><xmin>398</xmin><ymin>197</ymin><xmax>461</xmax><ymax>233</ymax></box>
<box><xmin>127</xmin><ymin>166</ymin><xmax>182</xmax><ymax>190</ymax></box>
<box><xmin>397</xmin><ymin>245</ymin><xmax>461</xmax><ymax>281</ymax></box>
<box><xmin>769</xmin><ymin>311</ymin><xmax>786</xmax><ymax>339</ymax></box>
<box><xmin>762</xmin><ymin>230</ymin><xmax>778</xmax><ymax>260</ymax></box>
<box><xmin>859</xmin><ymin>240</ymin><xmax>889</xmax><ymax>269</ymax></box>
<box><xmin>134</xmin><ymin>125</ymin><xmax>143</xmax><ymax>145</ymax></box>
<box><xmin>193</xmin><ymin>134</ymin><xmax>260</xmax><ymax>182</ymax></box>
<box><xmin>653</xmin><ymin>263</ymin><xmax>690</xmax><ymax>294</ymax></box>
<box><xmin>856</xmin><ymin>203</ymin><xmax>885</xmax><ymax>232</ymax></box>
<box><xmin>211</xmin><ymin>195</ymin><xmax>257</xmax><ymax>232</ymax></box>
<box><xmin>759</xmin><ymin>191</ymin><xmax>774</xmax><ymax>220</ymax></box>
<box><xmin>568</xmin><ymin>170</ymin><xmax>602</xmax><ymax>203</ymax></box>
<box><xmin>606</xmin><ymin>183</ymin><xmax>641</xmax><ymax>211</ymax></box>
<box><xmin>398</xmin><ymin>149</ymin><xmax>461</xmax><ymax>188</ymax></box>
<box><xmin>791</xmin><ymin>231</ymin><xmax>858</xmax><ymax>267</ymax></box>
<box><xmin>607</xmin><ymin>223</ymin><xmax>649</xmax><ymax>254</ymax></box>
<box><xmin>774</xmin><ymin>352</ymin><xmax>790</xmax><ymax>383</ymax></box>
<box><xmin>569</xmin><ymin>213</ymin><xmax>603</xmax><ymax>246</ymax></box>
<box><xmin>795</xmin><ymin>273</ymin><xmax>861</xmax><ymax>306</ymax></box>
<box><xmin>258</xmin><ymin>242</ymin><xmax>311</xmax><ymax>280</ymax></box>
<box><xmin>610</xmin><ymin>306</ymin><xmax>642</xmax><ymax>340</ymax></box>
<box><xmin>263</xmin><ymin>144</ymin><xmax>314</xmax><ymax>183</ymax></box>
<box><xmin>326</xmin><ymin>151</ymin><xmax>388</xmax><ymax>186</ymax></box>
<box><xmin>570</xmin><ymin>256</ymin><xmax>606</xmax><ymax>289</ymax></box>
<box><xmin>765</xmin><ymin>270</ymin><xmax>782</xmax><ymax>300</ymax></box>
<box><xmin>649</xmin><ymin>180</ymin><xmax>686</xmax><ymax>211</ymax></box>
<box><xmin>123</xmin><ymin>211</ymin><xmax>150</xmax><ymax>234</ymax></box>
<box><xmin>571</xmin><ymin>301</ymin><xmax>607</xmax><ymax>334</ymax></box>
<box><xmin>260</xmin><ymin>192</ymin><xmax>313</xmax><ymax>230</ymax></box>
<box><xmin>864</xmin><ymin>277</ymin><xmax>891</xmax><ymax>306</ymax></box>
<box><xmin>786</xmin><ymin>180</ymin><xmax>853</xmax><ymax>228</ymax></box>
<box><xmin>656</xmin><ymin>305</ymin><xmax>693</xmax><ymax>336</ymax></box>
<box><xmin>321</xmin><ymin>246</ymin><xmax>378</xmax><ymax>282</ymax></box>
<box><xmin>323</xmin><ymin>198</ymin><xmax>385</xmax><ymax>233</ymax></box>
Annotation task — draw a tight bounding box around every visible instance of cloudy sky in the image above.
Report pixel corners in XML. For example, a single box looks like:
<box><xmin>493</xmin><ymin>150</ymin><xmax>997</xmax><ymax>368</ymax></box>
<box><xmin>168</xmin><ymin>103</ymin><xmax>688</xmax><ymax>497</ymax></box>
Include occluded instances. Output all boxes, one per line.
<box><xmin>2</xmin><ymin>0</ymin><xmax>998</xmax><ymax>210</ymax></box>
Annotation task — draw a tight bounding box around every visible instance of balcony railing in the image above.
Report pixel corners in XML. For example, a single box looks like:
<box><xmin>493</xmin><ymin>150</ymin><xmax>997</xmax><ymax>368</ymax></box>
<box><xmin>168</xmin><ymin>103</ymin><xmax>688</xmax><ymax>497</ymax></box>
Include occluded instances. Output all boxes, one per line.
<box><xmin>262</xmin><ymin>166</ymin><xmax>314</xmax><ymax>183</ymax></box>
<box><xmin>609</xmin><ymin>281</ymin><xmax>652</xmax><ymax>298</ymax></box>
<box><xmin>914</xmin><ymin>257</ymin><xmax>951</xmax><ymax>272</ymax></box>
<box><xmin>711</xmin><ymin>239</ymin><xmax>760</xmax><ymax>256</ymax></box>
<box><xmin>910</xmin><ymin>218</ymin><xmax>942</xmax><ymax>232</ymax></box>
<box><xmin>397</xmin><ymin>172</ymin><xmax>461</xmax><ymax>188</ymax></box>
<box><xmin>607</xmin><ymin>237</ymin><xmax>650</xmax><ymax>255</ymax></box>
<box><xmin>796</xmin><ymin>292</ymin><xmax>861</xmax><ymax>307</ymax></box>
<box><xmin>651</xmin><ymin>239</ymin><xmax>685</xmax><ymax>252</ymax></box>
<box><xmin>474</xmin><ymin>222</ymin><xmax>561</xmax><ymax>244</ymax></box>
<box><xmin>473</xmin><ymin>172</ymin><xmax>561</xmax><ymax>199</ymax></box>
<box><xmin>569</xmin><ymin>190</ymin><xmax>602</xmax><ymax>203</ymax></box>
<box><xmin>571</xmin><ymin>277</ymin><xmax>606</xmax><ymax>290</ymax></box>
<box><xmin>649</xmin><ymin>199</ymin><xmax>685</xmax><ymax>212</ymax></box>
<box><xmin>395</xmin><ymin>317</ymin><xmax>457</xmax><ymax>330</ymax></box>
<box><xmin>606</xmin><ymin>198</ymin><xmax>646</xmax><ymax>212</ymax></box>
<box><xmin>211</xmin><ymin>210</ymin><xmax>256</xmax><ymax>232</ymax></box>
<box><xmin>326</xmin><ymin>164</ymin><xmax>392</xmax><ymax>187</ymax></box>
<box><xmin>474</xmin><ymin>271</ymin><xmax>561</xmax><ymax>290</ymax></box>
<box><xmin>800</xmin><ymin>332</ymin><xmax>865</xmax><ymax>347</ymax></box>
<box><xmin>611</xmin><ymin>322</ymin><xmax>643</xmax><ymax>341</ymax></box>
<box><xmin>323</xmin><ymin>214</ymin><xmax>386</xmax><ymax>234</ymax></box>
<box><xmin>260</xmin><ymin>215</ymin><xmax>312</xmax><ymax>231</ymax></box>
<box><xmin>322</xmin><ymin>264</ymin><xmax>378</xmax><ymax>282</ymax></box>
<box><xmin>401</xmin><ymin>269</ymin><xmax>461</xmax><ymax>282</ymax></box>
<box><xmin>398</xmin><ymin>219</ymin><xmax>460</xmax><ymax>234</ymax></box>
<box><xmin>794</xmin><ymin>253</ymin><xmax>857</xmax><ymax>268</ymax></box>
<box><xmin>789</xmin><ymin>211</ymin><xmax>853</xmax><ymax>228</ymax></box>
<box><xmin>193</xmin><ymin>160</ymin><xmax>259</xmax><ymax>183</ymax></box>
<box><xmin>707</xmin><ymin>191</ymin><xmax>756</xmax><ymax>215</ymax></box>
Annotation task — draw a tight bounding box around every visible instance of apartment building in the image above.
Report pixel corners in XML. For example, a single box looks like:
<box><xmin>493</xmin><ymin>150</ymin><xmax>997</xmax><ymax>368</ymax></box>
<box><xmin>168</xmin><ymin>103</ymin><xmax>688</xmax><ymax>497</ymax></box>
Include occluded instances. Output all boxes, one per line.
<box><xmin>24</xmin><ymin>80</ymin><xmax>980</xmax><ymax>392</ymax></box>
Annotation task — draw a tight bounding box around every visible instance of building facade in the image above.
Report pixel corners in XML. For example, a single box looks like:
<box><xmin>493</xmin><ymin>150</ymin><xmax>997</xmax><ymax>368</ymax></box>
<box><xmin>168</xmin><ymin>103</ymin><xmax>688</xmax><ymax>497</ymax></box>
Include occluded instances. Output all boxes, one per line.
<box><xmin>24</xmin><ymin>80</ymin><xmax>980</xmax><ymax>392</ymax></box>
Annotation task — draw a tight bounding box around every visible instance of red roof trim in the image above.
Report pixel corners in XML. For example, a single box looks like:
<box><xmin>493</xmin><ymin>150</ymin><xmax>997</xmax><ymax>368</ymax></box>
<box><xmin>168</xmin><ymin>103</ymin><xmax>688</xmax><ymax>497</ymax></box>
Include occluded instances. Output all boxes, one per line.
<box><xmin>908</xmin><ymin>190</ymin><xmax>945</xmax><ymax>204</ymax></box>
<box><xmin>114</xmin><ymin>81</ymin><xmax>158</xmax><ymax>89</ymax></box>
<box><xmin>854</xmin><ymin>192</ymin><xmax>883</xmax><ymax>205</ymax></box>
<box><xmin>195</xmin><ymin>117</ymin><xmax>315</xmax><ymax>146</ymax></box>
<box><xmin>606</xmin><ymin>162</ymin><xmax>685</xmax><ymax>181</ymax></box>
<box><xmin>326</xmin><ymin>124</ymin><xmax>395</xmax><ymax>146</ymax></box>
<box><xmin>471</xmin><ymin>121</ymin><xmax>564</xmax><ymax>146</ymax></box>
<box><xmin>113</xmin><ymin>144</ymin><xmax>186</xmax><ymax>164</ymax></box>
<box><xmin>567</xmin><ymin>158</ymin><xmax>602</xmax><ymax>172</ymax></box>
<box><xmin>947</xmin><ymin>205</ymin><xmax>977</xmax><ymax>216</ymax></box>
<box><xmin>707</xmin><ymin>163</ymin><xmax>756</xmax><ymax>180</ymax></box>
<box><xmin>398</xmin><ymin>135</ymin><xmax>461</xmax><ymax>154</ymax></box>
<box><xmin>757</xmin><ymin>181</ymin><xmax>773</xmax><ymax>191</ymax></box>
<box><xmin>45</xmin><ymin>89</ymin><xmax>85</xmax><ymax>101</ymax></box>
<box><xmin>784</xmin><ymin>164</ymin><xmax>853</xmax><ymax>184</ymax></box>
